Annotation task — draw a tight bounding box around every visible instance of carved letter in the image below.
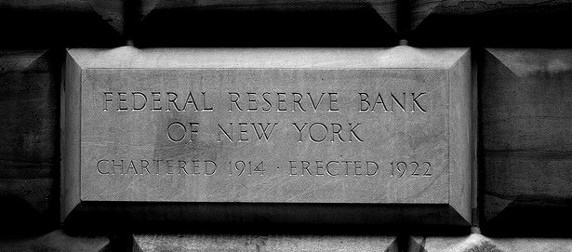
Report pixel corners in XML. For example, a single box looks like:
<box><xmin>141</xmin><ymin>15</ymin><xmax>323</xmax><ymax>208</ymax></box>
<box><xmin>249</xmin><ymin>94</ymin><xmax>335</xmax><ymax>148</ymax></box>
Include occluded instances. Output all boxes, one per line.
<box><xmin>132</xmin><ymin>92</ymin><xmax>147</xmax><ymax>111</ymax></box>
<box><xmin>292</xmin><ymin>123</ymin><xmax>307</xmax><ymax>142</ymax></box>
<box><xmin>277</xmin><ymin>93</ymin><xmax>287</xmax><ymax>111</ymax></box>
<box><xmin>118</xmin><ymin>92</ymin><xmax>128</xmax><ymax>111</ymax></box>
<box><xmin>166</xmin><ymin>160</ymin><xmax>175</xmax><ymax>175</ymax></box>
<box><xmin>328</xmin><ymin>93</ymin><xmax>339</xmax><ymax>111</ymax></box>
<box><xmin>183</xmin><ymin>91</ymin><xmax>199</xmax><ymax>111</ymax></box>
<box><xmin>238</xmin><ymin>123</ymin><xmax>248</xmax><ymax>142</ymax></box>
<box><xmin>97</xmin><ymin>160</ymin><xmax>109</xmax><ymax>175</ymax></box>
<box><xmin>315</xmin><ymin>161</ymin><xmax>325</xmax><ymax>176</ymax></box>
<box><xmin>247</xmin><ymin>92</ymin><xmax>258</xmax><ymax>111</ymax></box>
<box><xmin>228</xmin><ymin>92</ymin><xmax>242</xmax><ymax>111</ymax></box>
<box><xmin>127</xmin><ymin>160</ymin><xmax>139</xmax><ymax>175</ymax></box>
<box><xmin>151</xmin><ymin>92</ymin><xmax>162</xmax><ymax>111</ymax></box>
<box><xmin>412</xmin><ymin>93</ymin><xmax>427</xmax><ymax>113</ymax></box>
<box><xmin>301</xmin><ymin>161</ymin><xmax>312</xmax><ymax>176</ymax></box>
<box><xmin>103</xmin><ymin>92</ymin><xmax>113</xmax><ymax>111</ymax></box>
<box><xmin>331</xmin><ymin>123</ymin><xmax>345</xmax><ymax>142</ymax></box>
<box><xmin>251</xmin><ymin>123</ymin><xmax>278</xmax><ymax>141</ymax></box>
<box><xmin>390</xmin><ymin>92</ymin><xmax>406</xmax><ymax>112</ymax></box>
<box><xmin>217</xmin><ymin>123</ymin><xmax>234</xmax><ymax>142</ymax></box>
<box><xmin>178</xmin><ymin>160</ymin><xmax>189</xmax><ymax>175</ymax></box>
<box><xmin>262</xmin><ymin>92</ymin><xmax>272</xmax><ymax>111</ymax></box>
<box><xmin>292</xmin><ymin>92</ymin><xmax>305</xmax><ymax>112</ymax></box>
<box><xmin>192</xmin><ymin>160</ymin><xmax>200</xmax><ymax>175</ymax></box>
<box><xmin>308</xmin><ymin>92</ymin><xmax>325</xmax><ymax>112</ymax></box>
<box><xmin>167</xmin><ymin>122</ymin><xmax>186</xmax><ymax>142</ymax></box>
<box><xmin>359</xmin><ymin>93</ymin><xmax>369</xmax><ymax>112</ymax></box>
<box><xmin>140</xmin><ymin>160</ymin><xmax>151</xmax><ymax>174</ymax></box>
<box><xmin>289</xmin><ymin>161</ymin><xmax>297</xmax><ymax>176</ymax></box>
<box><xmin>166</xmin><ymin>92</ymin><xmax>182</xmax><ymax>111</ymax></box>
<box><xmin>348</xmin><ymin>123</ymin><xmax>364</xmax><ymax>142</ymax></box>
<box><xmin>354</xmin><ymin>161</ymin><xmax>362</xmax><ymax>176</ymax></box>
<box><xmin>112</xmin><ymin>159</ymin><xmax>124</xmax><ymax>175</ymax></box>
<box><xmin>202</xmin><ymin>92</ymin><xmax>213</xmax><ymax>111</ymax></box>
<box><xmin>205</xmin><ymin>160</ymin><xmax>216</xmax><ymax>176</ymax></box>
<box><xmin>309</xmin><ymin>123</ymin><xmax>327</xmax><ymax>142</ymax></box>
<box><xmin>366</xmin><ymin>161</ymin><xmax>378</xmax><ymax>176</ymax></box>
<box><xmin>326</xmin><ymin>161</ymin><xmax>339</xmax><ymax>176</ymax></box>
<box><xmin>372</xmin><ymin>93</ymin><xmax>388</xmax><ymax>112</ymax></box>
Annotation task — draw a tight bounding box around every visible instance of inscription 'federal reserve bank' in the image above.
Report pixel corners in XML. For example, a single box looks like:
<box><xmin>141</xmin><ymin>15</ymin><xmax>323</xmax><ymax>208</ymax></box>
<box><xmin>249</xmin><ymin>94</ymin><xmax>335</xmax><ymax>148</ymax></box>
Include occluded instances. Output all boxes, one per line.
<box><xmin>101</xmin><ymin>91</ymin><xmax>427</xmax><ymax>113</ymax></box>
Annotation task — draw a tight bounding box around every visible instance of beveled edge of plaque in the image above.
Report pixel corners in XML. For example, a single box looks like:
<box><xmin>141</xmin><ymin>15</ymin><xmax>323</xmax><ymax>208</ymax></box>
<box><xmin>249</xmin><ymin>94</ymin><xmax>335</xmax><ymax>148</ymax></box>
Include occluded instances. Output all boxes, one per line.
<box><xmin>66</xmin><ymin>46</ymin><xmax>467</xmax><ymax>70</ymax></box>
<box><xmin>61</xmin><ymin>52</ymin><xmax>82</xmax><ymax>221</ymax></box>
<box><xmin>447</xmin><ymin>48</ymin><xmax>473</xmax><ymax>225</ymax></box>
<box><xmin>61</xmin><ymin>46</ymin><xmax>473</xmax><ymax>226</ymax></box>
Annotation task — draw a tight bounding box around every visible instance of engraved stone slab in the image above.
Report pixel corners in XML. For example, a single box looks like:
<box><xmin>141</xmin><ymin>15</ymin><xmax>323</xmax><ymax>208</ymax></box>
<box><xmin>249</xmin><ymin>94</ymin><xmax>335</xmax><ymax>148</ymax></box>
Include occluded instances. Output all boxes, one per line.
<box><xmin>62</xmin><ymin>46</ymin><xmax>472</xmax><ymax>226</ymax></box>
<box><xmin>480</xmin><ymin>49</ymin><xmax>572</xmax><ymax>236</ymax></box>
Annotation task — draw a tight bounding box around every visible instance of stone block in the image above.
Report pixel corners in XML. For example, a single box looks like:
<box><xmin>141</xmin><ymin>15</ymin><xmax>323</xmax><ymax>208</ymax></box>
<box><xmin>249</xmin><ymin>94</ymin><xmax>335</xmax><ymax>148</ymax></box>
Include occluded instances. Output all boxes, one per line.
<box><xmin>134</xmin><ymin>234</ymin><xmax>398</xmax><ymax>252</ymax></box>
<box><xmin>0</xmin><ymin>50</ymin><xmax>60</xmax><ymax>234</ymax></box>
<box><xmin>408</xmin><ymin>0</ymin><xmax>572</xmax><ymax>46</ymax></box>
<box><xmin>408</xmin><ymin>234</ymin><xmax>504</xmax><ymax>252</ymax></box>
<box><xmin>0</xmin><ymin>0</ymin><xmax>125</xmax><ymax>47</ymax></box>
<box><xmin>480</xmin><ymin>49</ymin><xmax>572</xmax><ymax>236</ymax></box>
<box><xmin>62</xmin><ymin>46</ymin><xmax>473</xmax><ymax>228</ymax></box>
<box><xmin>134</xmin><ymin>0</ymin><xmax>399</xmax><ymax>46</ymax></box>
<box><xmin>0</xmin><ymin>230</ymin><xmax>110</xmax><ymax>252</ymax></box>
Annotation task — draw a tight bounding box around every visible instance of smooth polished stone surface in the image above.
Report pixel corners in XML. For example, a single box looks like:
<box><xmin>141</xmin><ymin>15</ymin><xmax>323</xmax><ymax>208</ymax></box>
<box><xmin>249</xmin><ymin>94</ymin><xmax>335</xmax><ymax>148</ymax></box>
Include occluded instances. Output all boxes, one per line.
<box><xmin>408</xmin><ymin>0</ymin><xmax>572</xmax><ymax>46</ymax></box>
<box><xmin>480</xmin><ymin>49</ymin><xmax>572</xmax><ymax>236</ymax></box>
<box><xmin>134</xmin><ymin>234</ymin><xmax>398</xmax><ymax>252</ymax></box>
<box><xmin>0</xmin><ymin>0</ymin><xmax>124</xmax><ymax>47</ymax></box>
<box><xmin>62</xmin><ymin>46</ymin><xmax>472</xmax><ymax>226</ymax></box>
<box><xmin>0</xmin><ymin>50</ymin><xmax>59</xmax><ymax>234</ymax></box>
<box><xmin>134</xmin><ymin>0</ymin><xmax>399</xmax><ymax>46</ymax></box>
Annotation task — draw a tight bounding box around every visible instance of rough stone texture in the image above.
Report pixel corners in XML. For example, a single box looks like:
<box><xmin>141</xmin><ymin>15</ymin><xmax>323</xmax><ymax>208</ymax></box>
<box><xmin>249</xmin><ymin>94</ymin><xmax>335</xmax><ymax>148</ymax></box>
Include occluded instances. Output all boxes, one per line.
<box><xmin>62</xmin><ymin>46</ymin><xmax>473</xmax><ymax>226</ymax></box>
<box><xmin>0</xmin><ymin>50</ymin><xmax>60</xmax><ymax>235</ymax></box>
<box><xmin>408</xmin><ymin>234</ymin><xmax>504</xmax><ymax>252</ymax></box>
<box><xmin>134</xmin><ymin>0</ymin><xmax>399</xmax><ymax>46</ymax></box>
<box><xmin>0</xmin><ymin>230</ymin><xmax>110</xmax><ymax>252</ymax></box>
<box><xmin>408</xmin><ymin>0</ymin><xmax>572</xmax><ymax>46</ymax></box>
<box><xmin>134</xmin><ymin>234</ymin><xmax>397</xmax><ymax>252</ymax></box>
<box><xmin>409</xmin><ymin>234</ymin><xmax>572</xmax><ymax>252</ymax></box>
<box><xmin>494</xmin><ymin>238</ymin><xmax>572</xmax><ymax>252</ymax></box>
<box><xmin>480</xmin><ymin>49</ymin><xmax>572</xmax><ymax>236</ymax></box>
<box><xmin>0</xmin><ymin>0</ymin><xmax>125</xmax><ymax>47</ymax></box>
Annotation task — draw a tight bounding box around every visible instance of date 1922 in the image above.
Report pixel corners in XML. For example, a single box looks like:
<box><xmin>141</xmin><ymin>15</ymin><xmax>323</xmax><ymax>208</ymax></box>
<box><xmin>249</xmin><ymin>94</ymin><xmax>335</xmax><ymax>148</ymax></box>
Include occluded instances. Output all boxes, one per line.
<box><xmin>390</xmin><ymin>161</ymin><xmax>432</xmax><ymax>178</ymax></box>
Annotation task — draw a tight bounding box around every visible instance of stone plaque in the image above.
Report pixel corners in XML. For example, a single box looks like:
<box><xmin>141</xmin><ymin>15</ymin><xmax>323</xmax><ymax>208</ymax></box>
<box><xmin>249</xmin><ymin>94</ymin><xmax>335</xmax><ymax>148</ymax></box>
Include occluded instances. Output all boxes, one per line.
<box><xmin>62</xmin><ymin>46</ymin><xmax>473</xmax><ymax>226</ymax></box>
